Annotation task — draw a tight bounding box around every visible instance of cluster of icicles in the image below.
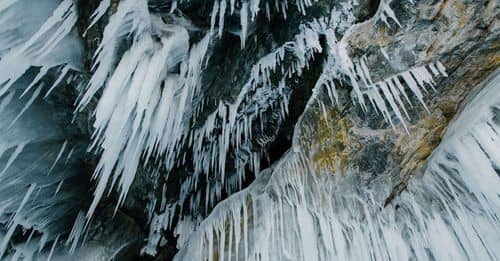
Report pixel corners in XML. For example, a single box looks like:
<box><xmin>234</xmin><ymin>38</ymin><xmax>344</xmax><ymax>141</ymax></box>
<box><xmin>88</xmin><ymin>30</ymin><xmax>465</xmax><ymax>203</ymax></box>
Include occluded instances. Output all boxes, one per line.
<box><xmin>0</xmin><ymin>0</ymin><xmax>498</xmax><ymax>260</ymax></box>
<box><xmin>174</xmin><ymin>70</ymin><xmax>500</xmax><ymax>261</ymax></box>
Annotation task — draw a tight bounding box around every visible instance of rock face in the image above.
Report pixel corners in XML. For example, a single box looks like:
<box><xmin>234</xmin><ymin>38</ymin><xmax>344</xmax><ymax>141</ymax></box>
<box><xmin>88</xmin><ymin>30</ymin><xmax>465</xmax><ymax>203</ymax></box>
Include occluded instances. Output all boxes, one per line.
<box><xmin>339</xmin><ymin>0</ymin><xmax>499</xmax><ymax>206</ymax></box>
<box><xmin>0</xmin><ymin>0</ymin><xmax>498</xmax><ymax>260</ymax></box>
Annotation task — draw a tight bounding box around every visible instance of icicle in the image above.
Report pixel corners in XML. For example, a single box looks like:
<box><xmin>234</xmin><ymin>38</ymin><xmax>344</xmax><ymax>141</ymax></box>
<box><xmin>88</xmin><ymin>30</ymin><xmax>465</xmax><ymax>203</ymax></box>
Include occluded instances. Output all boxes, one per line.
<box><xmin>240</xmin><ymin>2</ymin><xmax>249</xmax><ymax>48</ymax></box>
<box><xmin>377</xmin><ymin>0</ymin><xmax>402</xmax><ymax>28</ymax></box>
<box><xmin>48</xmin><ymin>140</ymin><xmax>67</xmax><ymax>174</ymax></box>
<box><xmin>86</xmin><ymin>0</ymin><xmax>111</xmax><ymax>33</ymax></box>
<box><xmin>46</xmin><ymin>235</ymin><xmax>59</xmax><ymax>261</ymax></box>
<box><xmin>218</xmin><ymin>0</ymin><xmax>227</xmax><ymax>37</ymax></box>
<box><xmin>0</xmin><ymin>142</ymin><xmax>28</xmax><ymax>177</ymax></box>
<box><xmin>210</xmin><ymin>1</ymin><xmax>220</xmax><ymax>34</ymax></box>
<box><xmin>66</xmin><ymin>212</ymin><xmax>86</xmax><ymax>254</ymax></box>
<box><xmin>0</xmin><ymin>0</ymin><xmax>82</xmax><ymax>105</ymax></box>
<box><xmin>359</xmin><ymin>64</ymin><xmax>446</xmax><ymax>131</ymax></box>
<box><xmin>380</xmin><ymin>47</ymin><xmax>390</xmax><ymax>61</ymax></box>
<box><xmin>0</xmin><ymin>184</ymin><xmax>36</xmax><ymax>258</ymax></box>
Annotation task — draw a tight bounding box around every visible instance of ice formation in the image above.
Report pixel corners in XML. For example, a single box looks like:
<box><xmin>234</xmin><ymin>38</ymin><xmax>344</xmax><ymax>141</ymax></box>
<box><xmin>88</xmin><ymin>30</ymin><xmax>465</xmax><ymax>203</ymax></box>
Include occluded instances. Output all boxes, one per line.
<box><xmin>173</xmin><ymin>69</ymin><xmax>500</xmax><ymax>261</ymax></box>
<box><xmin>207</xmin><ymin>0</ymin><xmax>318</xmax><ymax>46</ymax></box>
<box><xmin>0</xmin><ymin>0</ymin><xmax>82</xmax><ymax>99</ymax></box>
<box><xmin>144</xmin><ymin>1</ymin><xmax>451</xmax><ymax>256</ymax></box>
<box><xmin>79</xmin><ymin>0</ymin><xmax>329</xmax><ymax>229</ymax></box>
<box><xmin>77</xmin><ymin>0</ymin><xmax>212</xmax><ymax>218</ymax></box>
<box><xmin>0</xmin><ymin>0</ymin><xmax>86</xmax><ymax>259</ymax></box>
<box><xmin>0</xmin><ymin>83</ymin><xmax>88</xmax><ymax>260</ymax></box>
<box><xmin>0</xmin><ymin>0</ymin><xmax>498</xmax><ymax>260</ymax></box>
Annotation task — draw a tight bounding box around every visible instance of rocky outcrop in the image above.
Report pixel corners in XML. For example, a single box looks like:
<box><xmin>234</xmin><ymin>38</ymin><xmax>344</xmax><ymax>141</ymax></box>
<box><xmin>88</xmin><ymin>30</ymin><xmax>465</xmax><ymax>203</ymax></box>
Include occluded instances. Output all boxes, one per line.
<box><xmin>318</xmin><ymin>0</ymin><xmax>499</xmax><ymax>205</ymax></box>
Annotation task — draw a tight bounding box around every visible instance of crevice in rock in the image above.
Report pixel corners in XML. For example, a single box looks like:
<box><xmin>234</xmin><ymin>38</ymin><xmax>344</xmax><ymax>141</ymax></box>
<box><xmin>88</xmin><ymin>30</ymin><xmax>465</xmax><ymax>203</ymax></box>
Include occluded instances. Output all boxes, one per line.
<box><xmin>262</xmin><ymin>40</ymin><xmax>329</xmax><ymax>169</ymax></box>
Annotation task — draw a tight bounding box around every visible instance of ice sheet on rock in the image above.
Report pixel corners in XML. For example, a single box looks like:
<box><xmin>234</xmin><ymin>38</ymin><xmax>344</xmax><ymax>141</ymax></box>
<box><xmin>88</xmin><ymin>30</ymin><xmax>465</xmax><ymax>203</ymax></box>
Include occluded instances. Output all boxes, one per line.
<box><xmin>174</xmin><ymin>70</ymin><xmax>500</xmax><ymax>261</ymax></box>
<box><xmin>0</xmin><ymin>80</ymin><xmax>88</xmax><ymax>259</ymax></box>
<box><xmin>0</xmin><ymin>0</ymin><xmax>83</xmax><ymax>101</ymax></box>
